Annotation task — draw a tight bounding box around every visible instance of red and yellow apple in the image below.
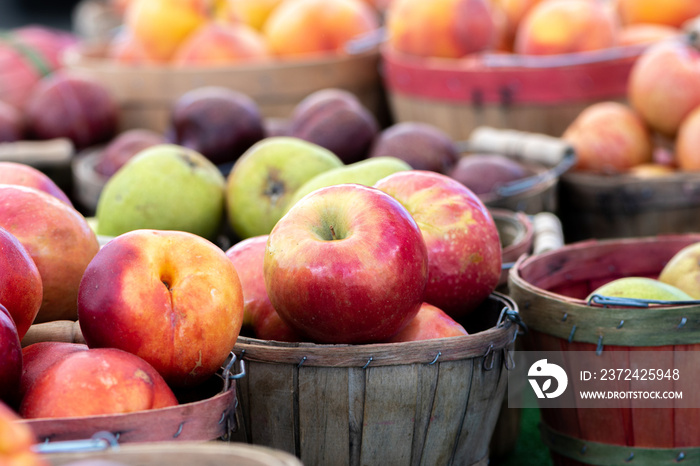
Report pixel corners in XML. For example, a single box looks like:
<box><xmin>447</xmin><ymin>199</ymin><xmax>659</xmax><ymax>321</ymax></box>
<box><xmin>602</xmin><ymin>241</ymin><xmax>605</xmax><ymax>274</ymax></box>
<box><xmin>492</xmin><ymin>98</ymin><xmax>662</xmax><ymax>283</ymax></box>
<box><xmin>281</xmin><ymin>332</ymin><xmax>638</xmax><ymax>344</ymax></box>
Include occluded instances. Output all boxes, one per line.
<box><xmin>386</xmin><ymin>0</ymin><xmax>497</xmax><ymax>58</ymax></box>
<box><xmin>0</xmin><ymin>305</ymin><xmax>22</xmax><ymax>404</ymax></box>
<box><xmin>0</xmin><ymin>400</ymin><xmax>46</xmax><ymax>466</ymax></box>
<box><xmin>385</xmin><ymin>302</ymin><xmax>468</xmax><ymax>342</ymax></box>
<box><xmin>0</xmin><ymin>227</ymin><xmax>42</xmax><ymax>341</ymax></box>
<box><xmin>514</xmin><ymin>0</ymin><xmax>619</xmax><ymax>55</ymax></box>
<box><xmin>78</xmin><ymin>229</ymin><xmax>244</xmax><ymax>387</ymax></box>
<box><xmin>0</xmin><ymin>162</ymin><xmax>72</xmax><ymax>206</ymax></box>
<box><xmin>19</xmin><ymin>342</ymin><xmax>89</xmax><ymax>403</ymax></box>
<box><xmin>628</xmin><ymin>38</ymin><xmax>700</xmax><ymax>137</ymax></box>
<box><xmin>0</xmin><ymin>185</ymin><xmax>99</xmax><ymax>323</ymax></box>
<box><xmin>374</xmin><ymin>170</ymin><xmax>502</xmax><ymax>319</ymax></box>
<box><xmin>264</xmin><ymin>184</ymin><xmax>429</xmax><ymax>344</ymax></box>
<box><xmin>225</xmin><ymin>235</ymin><xmax>302</xmax><ymax>342</ymax></box>
<box><xmin>562</xmin><ymin>101</ymin><xmax>654</xmax><ymax>173</ymax></box>
<box><xmin>263</xmin><ymin>0</ymin><xmax>380</xmax><ymax>57</ymax></box>
<box><xmin>172</xmin><ymin>22</ymin><xmax>270</xmax><ymax>66</ymax></box>
<box><xmin>20</xmin><ymin>348</ymin><xmax>178</xmax><ymax>419</ymax></box>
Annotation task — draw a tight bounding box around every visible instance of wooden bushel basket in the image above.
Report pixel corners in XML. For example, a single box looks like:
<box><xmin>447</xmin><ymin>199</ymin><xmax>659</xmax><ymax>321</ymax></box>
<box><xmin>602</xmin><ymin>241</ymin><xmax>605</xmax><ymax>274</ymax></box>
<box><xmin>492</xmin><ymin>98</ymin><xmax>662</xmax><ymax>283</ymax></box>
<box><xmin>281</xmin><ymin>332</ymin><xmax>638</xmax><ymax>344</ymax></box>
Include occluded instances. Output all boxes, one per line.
<box><xmin>557</xmin><ymin>171</ymin><xmax>700</xmax><ymax>242</ymax></box>
<box><xmin>18</xmin><ymin>321</ymin><xmax>242</xmax><ymax>445</ymax></box>
<box><xmin>231</xmin><ymin>292</ymin><xmax>519</xmax><ymax>466</ymax></box>
<box><xmin>508</xmin><ymin>234</ymin><xmax>700</xmax><ymax>465</ymax></box>
<box><xmin>382</xmin><ymin>45</ymin><xmax>645</xmax><ymax>141</ymax></box>
<box><xmin>62</xmin><ymin>42</ymin><xmax>385</xmax><ymax>133</ymax></box>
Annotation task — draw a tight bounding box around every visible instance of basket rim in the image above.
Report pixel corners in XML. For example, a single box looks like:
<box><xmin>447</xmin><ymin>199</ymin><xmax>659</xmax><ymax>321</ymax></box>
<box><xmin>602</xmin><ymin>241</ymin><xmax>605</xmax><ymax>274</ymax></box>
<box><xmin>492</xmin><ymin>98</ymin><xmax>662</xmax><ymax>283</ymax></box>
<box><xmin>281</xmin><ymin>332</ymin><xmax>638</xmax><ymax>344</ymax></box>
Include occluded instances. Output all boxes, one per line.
<box><xmin>234</xmin><ymin>292</ymin><xmax>518</xmax><ymax>367</ymax></box>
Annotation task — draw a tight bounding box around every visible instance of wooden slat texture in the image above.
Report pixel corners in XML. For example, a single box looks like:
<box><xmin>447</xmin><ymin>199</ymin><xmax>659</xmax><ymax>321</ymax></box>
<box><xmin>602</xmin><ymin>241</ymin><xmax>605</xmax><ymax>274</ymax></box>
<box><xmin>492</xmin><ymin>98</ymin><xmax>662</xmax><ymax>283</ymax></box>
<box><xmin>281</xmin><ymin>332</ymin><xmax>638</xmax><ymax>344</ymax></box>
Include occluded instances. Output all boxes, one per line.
<box><xmin>409</xmin><ymin>363</ymin><xmax>440</xmax><ymax>466</ymax></box>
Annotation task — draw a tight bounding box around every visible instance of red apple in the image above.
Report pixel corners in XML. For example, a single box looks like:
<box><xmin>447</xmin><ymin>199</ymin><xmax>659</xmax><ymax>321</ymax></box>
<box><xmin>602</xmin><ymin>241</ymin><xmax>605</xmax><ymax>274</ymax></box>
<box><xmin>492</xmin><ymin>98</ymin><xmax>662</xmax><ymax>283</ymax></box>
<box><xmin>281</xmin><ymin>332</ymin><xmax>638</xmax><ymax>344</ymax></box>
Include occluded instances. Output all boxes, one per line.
<box><xmin>0</xmin><ymin>100</ymin><xmax>23</xmax><ymax>142</ymax></box>
<box><xmin>0</xmin><ymin>162</ymin><xmax>72</xmax><ymax>205</ymax></box>
<box><xmin>264</xmin><ymin>184</ymin><xmax>429</xmax><ymax>344</ymax></box>
<box><xmin>0</xmin><ymin>304</ymin><xmax>22</xmax><ymax>404</ymax></box>
<box><xmin>20</xmin><ymin>342</ymin><xmax>89</xmax><ymax>403</ymax></box>
<box><xmin>225</xmin><ymin>235</ymin><xmax>303</xmax><ymax>342</ymax></box>
<box><xmin>386</xmin><ymin>302</ymin><xmax>468</xmax><ymax>343</ymax></box>
<box><xmin>0</xmin><ymin>185</ymin><xmax>100</xmax><ymax>323</ymax></box>
<box><xmin>94</xmin><ymin>129</ymin><xmax>167</xmax><ymax>178</ymax></box>
<box><xmin>374</xmin><ymin>171</ymin><xmax>502</xmax><ymax>319</ymax></box>
<box><xmin>78</xmin><ymin>229</ymin><xmax>245</xmax><ymax>387</ymax></box>
<box><xmin>20</xmin><ymin>348</ymin><xmax>178</xmax><ymax>419</ymax></box>
<box><xmin>0</xmin><ymin>227</ymin><xmax>42</xmax><ymax>341</ymax></box>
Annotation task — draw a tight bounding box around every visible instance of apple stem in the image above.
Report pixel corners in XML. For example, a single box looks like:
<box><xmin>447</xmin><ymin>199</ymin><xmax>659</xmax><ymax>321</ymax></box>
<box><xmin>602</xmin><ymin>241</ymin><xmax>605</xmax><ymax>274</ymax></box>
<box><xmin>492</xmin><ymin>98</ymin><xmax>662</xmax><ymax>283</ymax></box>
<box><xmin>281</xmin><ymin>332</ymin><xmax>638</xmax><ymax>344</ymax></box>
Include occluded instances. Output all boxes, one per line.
<box><xmin>329</xmin><ymin>225</ymin><xmax>338</xmax><ymax>240</ymax></box>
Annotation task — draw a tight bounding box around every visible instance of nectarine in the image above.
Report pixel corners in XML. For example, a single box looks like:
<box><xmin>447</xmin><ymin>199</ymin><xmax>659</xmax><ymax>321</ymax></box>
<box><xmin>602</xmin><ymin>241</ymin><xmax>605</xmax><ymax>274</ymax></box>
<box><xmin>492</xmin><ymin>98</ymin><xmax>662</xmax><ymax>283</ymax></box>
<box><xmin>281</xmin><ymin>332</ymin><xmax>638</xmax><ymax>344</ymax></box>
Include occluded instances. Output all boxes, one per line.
<box><xmin>172</xmin><ymin>22</ymin><xmax>269</xmax><ymax>66</ymax></box>
<box><xmin>0</xmin><ymin>400</ymin><xmax>46</xmax><ymax>466</ymax></box>
<box><xmin>675</xmin><ymin>106</ymin><xmax>700</xmax><ymax>171</ymax></box>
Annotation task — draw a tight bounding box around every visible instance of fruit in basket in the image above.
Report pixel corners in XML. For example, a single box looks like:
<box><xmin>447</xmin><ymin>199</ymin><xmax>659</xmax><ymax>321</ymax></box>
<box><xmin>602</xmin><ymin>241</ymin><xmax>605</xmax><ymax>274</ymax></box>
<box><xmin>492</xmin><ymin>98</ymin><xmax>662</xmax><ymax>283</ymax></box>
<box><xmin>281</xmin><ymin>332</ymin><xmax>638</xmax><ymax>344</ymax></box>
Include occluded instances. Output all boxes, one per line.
<box><xmin>587</xmin><ymin>277</ymin><xmax>693</xmax><ymax>302</ymax></box>
<box><xmin>618</xmin><ymin>23</ymin><xmax>681</xmax><ymax>46</ymax></box>
<box><xmin>0</xmin><ymin>304</ymin><xmax>22</xmax><ymax>404</ymax></box>
<box><xmin>0</xmin><ymin>101</ymin><xmax>23</xmax><ymax>142</ymax></box>
<box><xmin>562</xmin><ymin>102</ymin><xmax>653</xmax><ymax>173</ymax></box>
<box><xmin>172</xmin><ymin>22</ymin><xmax>270</xmax><ymax>66</ymax></box>
<box><xmin>24</xmin><ymin>73</ymin><xmax>119</xmax><ymax>150</ymax></box>
<box><xmin>20</xmin><ymin>342</ymin><xmax>89</xmax><ymax>402</ymax></box>
<box><xmin>0</xmin><ymin>400</ymin><xmax>46</xmax><ymax>466</ymax></box>
<box><xmin>385</xmin><ymin>303</ymin><xmax>468</xmax><ymax>342</ymax></box>
<box><xmin>96</xmin><ymin>144</ymin><xmax>225</xmax><ymax>239</ymax></box>
<box><xmin>386</xmin><ymin>0</ymin><xmax>497</xmax><ymax>58</ymax></box>
<box><xmin>493</xmin><ymin>0</ymin><xmax>544</xmax><ymax>52</ymax></box>
<box><xmin>263</xmin><ymin>0</ymin><xmax>380</xmax><ymax>57</ymax></box>
<box><xmin>264</xmin><ymin>184</ymin><xmax>429</xmax><ymax>343</ymax></box>
<box><xmin>514</xmin><ymin>0</ymin><xmax>620</xmax><ymax>55</ymax></box>
<box><xmin>658</xmin><ymin>242</ymin><xmax>700</xmax><ymax>298</ymax></box>
<box><xmin>286</xmin><ymin>156</ymin><xmax>412</xmax><ymax>210</ymax></box>
<box><xmin>628</xmin><ymin>163</ymin><xmax>676</xmax><ymax>177</ymax></box>
<box><xmin>447</xmin><ymin>154</ymin><xmax>532</xmax><ymax>195</ymax></box>
<box><xmin>289</xmin><ymin>88</ymin><xmax>379</xmax><ymax>164</ymax></box>
<box><xmin>0</xmin><ymin>162</ymin><xmax>72</xmax><ymax>205</ymax></box>
<box><xmin>20</xmin><ymin>348</ymin><xmax>179</xmax><ymax>418</ymax></box>
<box><xmin>615</xmin><ymin>0</ymin><xmax>700</xmax><ymax>28</ymax></box>
<box><xmin>94</xmin><ymin>129</ymin><xmax>168</xmax><ymax>178</ymax></box>
<box><xmin>225</xmin><ymin>235</ymin><xmax>302</xmax><ymax>342</ymax></box>
<box><xmin>78</xmin><ymin>229</ymin><xmax>244</xmax><ymax>387</ymax></box>
<box><xmin>628</xmin><ymin>39</ymin><xmax>700</xmax><ymax>138</ymax></box>
<box><xmin>221</xmin><ymin>0</ymin><xmax>283</xmax><ymax>30</ymax></box>
<box><xmin>375</xmin><ymin>171</ymin><xmax>502</xmax><ymax>318</ymax></box>
<box><xmin>0</xmin><ymin>185</ymin><xmax>100</xmax><ymax>323</ymax></box>
<box><xmin>226</xmin><ymin>137</ymin><xmax>344</xmax><ymax>239</ymax></box>
<box><xmin>124</xmin><ymin>0</ymin><xmax>212</xmax><ymax>62</ymax></box>
<box><xmin>167</xmin><ymin>87</ymin><xmax>266</xmax><ymax>166</ymax></box>
<box><xmin>674</xmin><ymin>106</ymin><xmax>700</xmax><ymax>171</ymax></box>
<box><xmin>369</xmin><ymin>122</ymin><xmax>460</xmax><ymax>174</ymax></box>
<box><xmin>107</xmin><ymin>29</ymin><xmax>159</xmax><ymax>65</ymax></box>
<box><xmin>0</xmin><ymin>227</ymin><xmax>42</xmax><ymax>341</ymax></box>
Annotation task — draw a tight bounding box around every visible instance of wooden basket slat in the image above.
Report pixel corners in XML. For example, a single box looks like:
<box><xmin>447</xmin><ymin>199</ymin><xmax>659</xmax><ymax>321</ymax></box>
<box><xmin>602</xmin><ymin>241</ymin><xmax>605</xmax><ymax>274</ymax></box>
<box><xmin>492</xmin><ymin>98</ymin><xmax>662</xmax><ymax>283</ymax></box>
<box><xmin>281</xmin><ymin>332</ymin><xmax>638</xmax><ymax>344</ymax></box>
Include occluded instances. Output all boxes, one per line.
<box><xmin>410</xmin><ymin>363</ymin><xmax>440</xmax><ymax>466</ymax></box>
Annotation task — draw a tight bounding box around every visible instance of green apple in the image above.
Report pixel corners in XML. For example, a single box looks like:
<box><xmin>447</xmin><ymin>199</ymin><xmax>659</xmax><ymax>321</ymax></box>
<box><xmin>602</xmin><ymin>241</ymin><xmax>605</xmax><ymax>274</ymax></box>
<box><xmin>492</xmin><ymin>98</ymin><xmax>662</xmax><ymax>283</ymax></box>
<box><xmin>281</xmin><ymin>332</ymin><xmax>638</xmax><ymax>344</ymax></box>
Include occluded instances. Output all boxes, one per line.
<box><xmin>225</xmin><ymin>137</ymin><xmax>343</xmax><ymax>239</ymax></box>
<box><xmin>95</xmin><ymin>144</ymin><xmax>225</xmax><ymax>239</ymax></box>
<box><xmin>587</xmin><ymin>277</ymin><xmax>694</xmax><ymax>302</ymax></box>
<box><xmin>286</xmin><ymin>156</ymin><xmax>412</xmax><ymax>210</ymax></box>
<box><xmin>658</xmin><ymin>242</ymin><xmax>700</xmax><ymax>298</ymax></box>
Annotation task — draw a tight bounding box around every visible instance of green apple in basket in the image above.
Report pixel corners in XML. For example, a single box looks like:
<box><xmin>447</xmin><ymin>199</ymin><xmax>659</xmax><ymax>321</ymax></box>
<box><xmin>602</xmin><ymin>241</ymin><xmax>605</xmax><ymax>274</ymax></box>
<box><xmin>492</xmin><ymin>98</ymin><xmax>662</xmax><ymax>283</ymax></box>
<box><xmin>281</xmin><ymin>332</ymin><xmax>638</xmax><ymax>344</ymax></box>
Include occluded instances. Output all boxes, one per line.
<box><xmin>95</xmin><ymin>144</ymin><xmax>225</xmax><ymax>240</ymax></box>
<box><xmin>225</xmin><ymin>137</ymin><xmax>343</xmax><ymax>239</ymax></box>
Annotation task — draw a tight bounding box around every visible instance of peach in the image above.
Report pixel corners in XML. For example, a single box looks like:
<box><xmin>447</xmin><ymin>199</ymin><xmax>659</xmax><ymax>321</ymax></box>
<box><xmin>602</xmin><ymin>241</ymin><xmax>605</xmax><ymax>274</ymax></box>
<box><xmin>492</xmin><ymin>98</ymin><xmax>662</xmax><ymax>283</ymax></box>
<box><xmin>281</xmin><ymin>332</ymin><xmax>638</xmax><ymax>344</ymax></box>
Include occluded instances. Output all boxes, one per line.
<box><xmin>172</xmin><ymin>22</ymin><xmax>269</xmax><ymax>66</ymax></box>
<box><xmin>562</xmin><ymin>102</ymin><xmax>653</xmax><ymax>173</ymax></box>
<box><xmin>225</xmin><ymin>235</ymin><xmax>302</xmax><ymax>342</ymax></box>
<box><xmin>0</xmin><ymin>305</ymin><xmax>22</xmax><ymax>404</ymax></box>
<box><xmin>219</xmin><ymin>0</ymin><xmax>283</xmax><ymax>31</ymax></box>
<box><xmin>616</xmin><ymin>0</ymin><xmax>700</xmax><ymax>28</ymax></box>
<box><xmin>0</xmin><ymin>162</ymin><xmax>72</xmax><ymax>206</ymax></box>
<box><xmin>492</xmin><ymin>0</ymin><xmax>543</xmax><ymax>51</ymax></box>
<box><xmin>20</xmin><ymin>348</ymin><xmax>178</xmax><ymax>419</ymax></box>
<box><xmin>0</xmin><ymin>185</ymin><xmax>100</xmax><ymax>323</ymax></box>
<box><xmin>107</xmin><ymin>30</ymin><xmax>161</xmax><ymax>65</ymax></box>
<box><xmin>0</xmin><ymin>227</ymin><xmax>42</xmax><ymax>341</ymax></box>
<box><xmin>78</xmin><ymin>230</ymin><xmax>244</xmax><ymax>387</ymax></box>
<box><xmin>124</xmin><ymin>0</ymin><xmax>212</xmax><ymax>62</ymax></box>
<box><xmin>0</xmin><ymin>400</ymin><xmax>46</xmax><ymax>466</ymax></box>
<box><xmin>674</xmin><ymin>106</ymin><xmax>700</xmax><ymax>171</ymax></box>
<box><xmin>263</xmin><ymin>0</ymin><xmax>380</xmax><ymax>57</ymax></box>
<box><xmin>628</xmin><ymin>163</ymin><xmax>676</xmax><ymax>177</ymax></box>
<box><xmin>386</xmin><ymin>302</ymin><xmax>468</xmax><ymax>342</ymax></box>
<box><xmin>387</xmin><ymin>0</ymin><xmax>497</xmax><ymax>58</ymax></box>
<box><xmin>20</xmin><ymin>342</ymin><xmax>89</xmax><ymax>403</ymax></box>
<box><xmin>628</xmin><ymin>39</ymin><xmax>700</xmax><ymax>137</ymax></box>
<box><xmin>514</xmin><ymin>0</ymin><xmax>620</xmax><ymax>55</ymax></box>
<box><xmin>619</xmin><ymin>23</ymin><xmax>681</xmax><ymax>46</ymax></box>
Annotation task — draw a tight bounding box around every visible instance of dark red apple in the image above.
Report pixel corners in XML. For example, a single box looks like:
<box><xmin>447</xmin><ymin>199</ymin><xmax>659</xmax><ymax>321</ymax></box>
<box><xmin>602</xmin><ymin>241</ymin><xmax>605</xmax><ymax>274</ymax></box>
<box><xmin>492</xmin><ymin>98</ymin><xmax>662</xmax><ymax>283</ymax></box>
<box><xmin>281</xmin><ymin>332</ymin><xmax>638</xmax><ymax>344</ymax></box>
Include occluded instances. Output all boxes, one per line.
<box><xmin>0</xmin><ymin>304</ymin><xmax>22</xmax><ymax>404</ymax></box>
<box><xmin>386</xmin><ymin>303</ymin><xmax>468</xmax><ymax>342</ymax></box>
<box><xmin>369</xmin><ymin>121</ymin><xmax>460</xmax><ymax>174</ymax></box>
<box><xmin>289</xmin><ymin>88</ymin><xmax>380</xmax><ymax>164</ymax></box>
<box><xmin>94</xmin><ymin>129</ymin><xmax>168</xmax><ymax>178</ymax></box>
<box><xmin>448</xmin><ymin>153</ymin><xmax>532</xmax><ymax>195</ymax></box>
<box><xmin>167</xmin><ymin>86</ymin><xmax>265</xmax><ymax>165</ymax></box>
